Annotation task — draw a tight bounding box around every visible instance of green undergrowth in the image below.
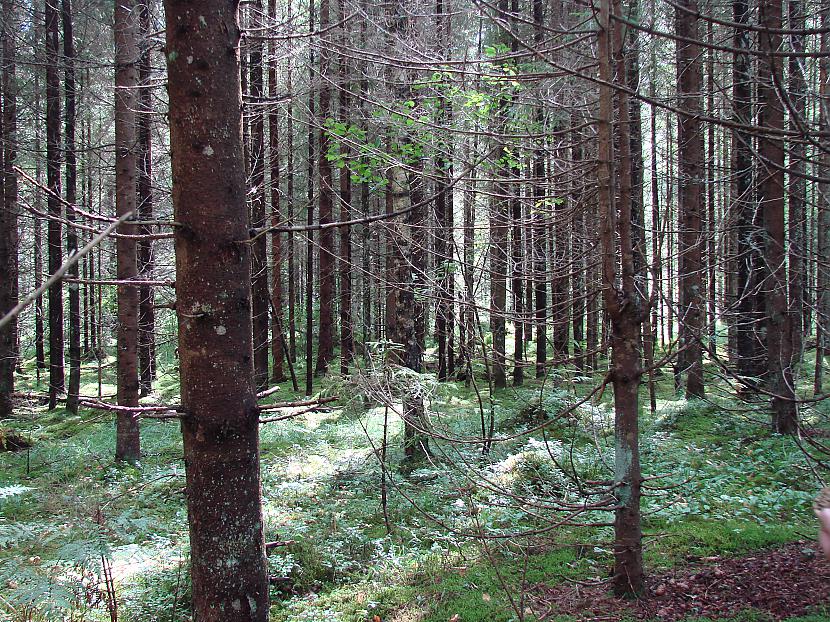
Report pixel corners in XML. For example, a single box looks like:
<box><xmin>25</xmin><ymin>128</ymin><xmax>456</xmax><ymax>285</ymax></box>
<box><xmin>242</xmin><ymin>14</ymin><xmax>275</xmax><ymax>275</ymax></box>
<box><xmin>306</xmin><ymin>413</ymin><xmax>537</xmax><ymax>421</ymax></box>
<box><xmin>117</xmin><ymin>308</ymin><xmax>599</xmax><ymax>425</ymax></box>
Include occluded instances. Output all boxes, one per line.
<box><xmin>0</xmin><ymin>353</ymin><xmax>826</xmax><ymax>622</ymax></box>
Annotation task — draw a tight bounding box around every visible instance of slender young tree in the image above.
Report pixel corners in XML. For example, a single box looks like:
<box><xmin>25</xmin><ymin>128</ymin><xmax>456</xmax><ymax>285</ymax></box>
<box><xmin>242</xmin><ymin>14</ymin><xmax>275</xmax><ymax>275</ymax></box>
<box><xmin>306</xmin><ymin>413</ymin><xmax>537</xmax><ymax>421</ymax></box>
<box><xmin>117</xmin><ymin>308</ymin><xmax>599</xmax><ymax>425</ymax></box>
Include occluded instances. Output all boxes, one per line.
<box><xmin>114</xmin><ymin>0</ymin><xmax>140</xmax><ymax>461</ymax></box>
<box><xmin>163</xmin><ymin>1</ymin><xmax>269</xmax><ymax>618</ymax></box>
<box><xmin>599</xmin><ymin>0</ymin><xmax>644</xmax><ymax>596</ymax></box>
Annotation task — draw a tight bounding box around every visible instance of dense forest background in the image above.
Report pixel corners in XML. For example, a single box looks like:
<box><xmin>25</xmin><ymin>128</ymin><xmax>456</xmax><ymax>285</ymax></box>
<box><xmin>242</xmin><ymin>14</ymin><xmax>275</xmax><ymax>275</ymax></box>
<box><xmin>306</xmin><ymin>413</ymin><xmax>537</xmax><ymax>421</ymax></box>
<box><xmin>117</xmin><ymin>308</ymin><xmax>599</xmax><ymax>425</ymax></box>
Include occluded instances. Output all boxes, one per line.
<box><xmin>1</xmin><ymin>0</ymin><xmax>830</xmax><ymax>620</ymax></box>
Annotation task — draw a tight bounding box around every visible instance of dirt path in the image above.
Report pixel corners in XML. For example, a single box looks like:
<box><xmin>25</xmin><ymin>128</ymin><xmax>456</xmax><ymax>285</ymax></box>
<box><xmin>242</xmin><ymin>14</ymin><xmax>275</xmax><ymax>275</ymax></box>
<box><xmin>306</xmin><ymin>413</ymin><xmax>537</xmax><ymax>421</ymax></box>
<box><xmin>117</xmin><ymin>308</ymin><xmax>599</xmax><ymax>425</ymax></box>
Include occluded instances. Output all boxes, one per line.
<box><xmin>532</xmin><ymin>542</ymin><xmax>830</xmax><ymax>621</ymax></box>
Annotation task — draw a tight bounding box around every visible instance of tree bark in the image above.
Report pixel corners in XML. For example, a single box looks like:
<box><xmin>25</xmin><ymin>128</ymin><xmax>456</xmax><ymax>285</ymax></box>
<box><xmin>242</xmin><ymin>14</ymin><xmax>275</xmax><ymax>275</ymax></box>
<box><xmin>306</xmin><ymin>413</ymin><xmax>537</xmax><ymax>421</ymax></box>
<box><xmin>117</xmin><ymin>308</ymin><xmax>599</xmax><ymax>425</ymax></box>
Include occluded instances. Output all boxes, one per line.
<box><xmin>732</xmin><ymin>0</ymin><xmax>766</xmax><ymax>382</ymax></box>
<box><xmin>137</xmin><ymin>0</ymin><xmax>156</xmax><ymax>396</ymax></box>
<box><xmin>600</xmin><ymin>0</ymin><xmax>644</xmax><ymax>596</ymax></box>
<box><xmin>64</xmin><ymin>0</ymin><xmax>81</xmax><ymax>414</ymax></box>
<box><xmin>338</xmin><ymin>6</ymin><xmax>354</xmax><ymax>377</ymax></box>
<box><xmin>315</xmin><ymin>0</ymin><xmax>335</xmax><ymax>376</ymax></box>
<box><xmin>759</xmin><ymin>0</ymin><xmax>797</xmax><ymax>433</ymax></box>
<box><xmin>250</xmin><ymin>0</ymin><xmax>270</xmax><ymax>390</ymax></box>
<box><xmin>676</xmin><ymin>0</ymin><xmax>705</xmax><ymax>399</ymax></box>
<box><xmin>0</xmin><ymin>0</ymin><xmax>17</xmax><ymax>417</ymax></box>
<box><xmin>816</xmin><ymin>3</ymin><xmax>830</xmax><ymax>395</ymax></box>
<box><xmin>788</xmin><ymin>0</ymin><xmax>806</xmax><ymax>369</ymax></box>
<box><xmin>269</xmin><ymin>0</ymin><xmax>286</xmax><ymax>383</ymax></box>
<box><xmin>163</xmin><ymin>1</ymin><xmax>269</xmax><ymax>618</ymax></box>
<box><xmin>46</xmin><ymin>0</ymin><xmax>65</xmax><ymax>409</ymax></box>
<box><xmin>114</xmin><ymin>0</ymin><xmax>140</xmax><ymax>461</ymax></box>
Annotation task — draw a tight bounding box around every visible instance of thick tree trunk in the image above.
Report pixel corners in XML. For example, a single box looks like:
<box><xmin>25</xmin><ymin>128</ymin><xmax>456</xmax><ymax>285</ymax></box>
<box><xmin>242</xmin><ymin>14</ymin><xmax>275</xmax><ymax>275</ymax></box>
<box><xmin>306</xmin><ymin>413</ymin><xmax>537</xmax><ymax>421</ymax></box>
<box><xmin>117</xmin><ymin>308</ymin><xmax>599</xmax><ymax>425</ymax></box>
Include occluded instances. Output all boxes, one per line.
<box><xmin>114</xmin><ymin>0</ymin><xmax>140</xmax><ymax>461</ymax></box>
<box><xmin>676</xmin><ymin>0</ymin><xmax>705</xmax><ymax>399</ymax></box>
<box><xmin>46</xmin><ymin>0</ymin><xmax>65</xmax><ymax>409</ymax></box>
<box><xmin>759</xmin><ymin>0</ymin><xmax>797</xmax><ymax>433</ymax></box>
<box><xmin>163</xmin><ymin>1</ymin><xmax>269</xmax><ymax>619</ymax></box>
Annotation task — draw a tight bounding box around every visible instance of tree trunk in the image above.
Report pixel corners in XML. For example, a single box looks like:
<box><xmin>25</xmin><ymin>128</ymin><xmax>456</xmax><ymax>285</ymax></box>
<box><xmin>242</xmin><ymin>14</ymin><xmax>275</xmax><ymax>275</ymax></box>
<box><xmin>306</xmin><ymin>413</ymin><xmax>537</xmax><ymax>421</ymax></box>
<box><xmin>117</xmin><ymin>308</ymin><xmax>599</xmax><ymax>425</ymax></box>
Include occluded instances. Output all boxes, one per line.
<box><xmin>114</xmin><ymin>0</ymin><xmax>140</xmax><ymax>461</ymax></box>
<box><xmin>250</xmin><ymin>0</ymin><xmax>269</xmax><ymax>390</ymax></box>
<box><xmin>676</xmin><ymin>0</ymin><xmax>705</xmax><ymax>399</ymax></box>
<box><xmin>338</xmin><ymin>1</ymin><xmax>353</xmax><ymax>376</ymax></box>
<box><xmin>163</xmin><ymin>1</ymin><xmax>269</xmax><ymax>618</ymax></box>
<box><xmin>816</xmin><ymin>3</ymin><xmax>830</xmax><ymax>395</ymax></box>
<box><xmin>137</xmin><ymin>0</ymin><xmax>156</xmax><ymax>396</ymax></box>
<box><xmin>46</xmin><ymin>0</ymin><xmax>65</xmax><ymax>409</ymax></box>
<box><xmin>315</xmin><ymin>0</ymin><xmax>335</xmax><ymax>376</ymax></box>
<box><xmin>304</xmin><ymin>0</ymin><xmax>316</xmax><ymax>395</ymax></box>
<box><xmin>733</xmin><ymin>0</ymin><xmax>766</xmax><ymax>382</ymax></box>
<box><xmin>0</xmin><ymin>0</ymin><xmax>17</xmax><ymax>417</ymax></box>
<box><xmin>788</xmin><ymin>0</ymin><xmax>806</xmax><ymax>368</ymax></box>
<box><xmin>64</xmin><ymin>0</ymin><xmax>81</xmax><ymax>414</ymax></box>
<box><xmin>269</xmin><ymin>0</ymin><xmax>286</xmax><ymax>383</ymax></box>
<box><xmin>600</xmin><ymin>0</ymin><xmax>644</xmax><ymax>596</ymax></box>
<box><xmin>389</xmin><ymin>166</ymin><xmax>429</xmax><ymax>462</ymax></box>
<box><xmin>759</xmin><ymin>0</ymin><xmax>797</xmax><ymax>433</ymax></box>
<box><xmin>435</xmin><ymin>0</ymin><xmax>454</xmax><ymax>383</ymax></box>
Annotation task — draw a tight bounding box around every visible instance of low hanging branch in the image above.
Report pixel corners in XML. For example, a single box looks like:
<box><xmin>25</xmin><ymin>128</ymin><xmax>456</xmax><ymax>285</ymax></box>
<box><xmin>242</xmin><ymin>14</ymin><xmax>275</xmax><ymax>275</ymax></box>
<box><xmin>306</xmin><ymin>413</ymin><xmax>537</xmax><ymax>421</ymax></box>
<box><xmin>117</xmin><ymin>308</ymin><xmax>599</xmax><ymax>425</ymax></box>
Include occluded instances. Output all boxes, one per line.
<box><xmin>0</xmin><ymin>210</ymin><xmax>134</xmax><ymax>331</ymax></box>
<box><xmin>256</xmin><ymin>395</ymin><xmax>339</xmax><ymax>412</ymax></box>
<box><xmin>77</xmin><ymin>395</ymin><xmax>339</xmax><ymax>422</ymax></box>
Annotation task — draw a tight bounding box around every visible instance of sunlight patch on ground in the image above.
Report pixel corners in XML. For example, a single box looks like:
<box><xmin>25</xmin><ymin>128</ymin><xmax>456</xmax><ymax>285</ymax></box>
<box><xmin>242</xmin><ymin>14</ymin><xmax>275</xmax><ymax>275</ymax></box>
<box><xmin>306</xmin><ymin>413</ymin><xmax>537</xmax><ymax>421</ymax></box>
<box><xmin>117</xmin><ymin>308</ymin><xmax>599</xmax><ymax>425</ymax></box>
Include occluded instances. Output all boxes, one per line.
<box><xmin>110</xmin><ymin>543</ymin><xmax>180</xmax><ymax>583</ymax></box>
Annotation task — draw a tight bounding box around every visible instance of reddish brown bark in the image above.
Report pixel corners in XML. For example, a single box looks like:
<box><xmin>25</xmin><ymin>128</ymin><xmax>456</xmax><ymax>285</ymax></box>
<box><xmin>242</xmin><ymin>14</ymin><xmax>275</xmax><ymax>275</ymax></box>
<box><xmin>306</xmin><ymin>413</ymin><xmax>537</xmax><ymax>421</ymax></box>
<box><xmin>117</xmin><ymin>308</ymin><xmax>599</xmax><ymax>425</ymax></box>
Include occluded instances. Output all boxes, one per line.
<box><xmin>759</xmin><ymin>0</ymin><xmax>797</xmax><ymax>433</ymax></box>
<box><xmin>163</xmin><ymin>1</ymin><xmax>269</xmax><ymax>619</ymax></box>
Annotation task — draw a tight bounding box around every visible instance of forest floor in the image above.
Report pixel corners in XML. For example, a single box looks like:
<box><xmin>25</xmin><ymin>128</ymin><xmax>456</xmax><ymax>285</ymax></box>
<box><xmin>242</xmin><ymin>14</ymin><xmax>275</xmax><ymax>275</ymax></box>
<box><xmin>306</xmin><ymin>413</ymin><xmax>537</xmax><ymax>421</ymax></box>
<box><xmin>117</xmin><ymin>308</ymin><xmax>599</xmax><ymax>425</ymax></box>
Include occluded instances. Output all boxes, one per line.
<box><xmin>0</xmin><ymin>347</ymin><xmax>829</xmax><ymax>622</ymax></box>
<box><xmin>532</xmin><ymin>542</ymin><xmax>830</xmax><ymax>621</ymax></box>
